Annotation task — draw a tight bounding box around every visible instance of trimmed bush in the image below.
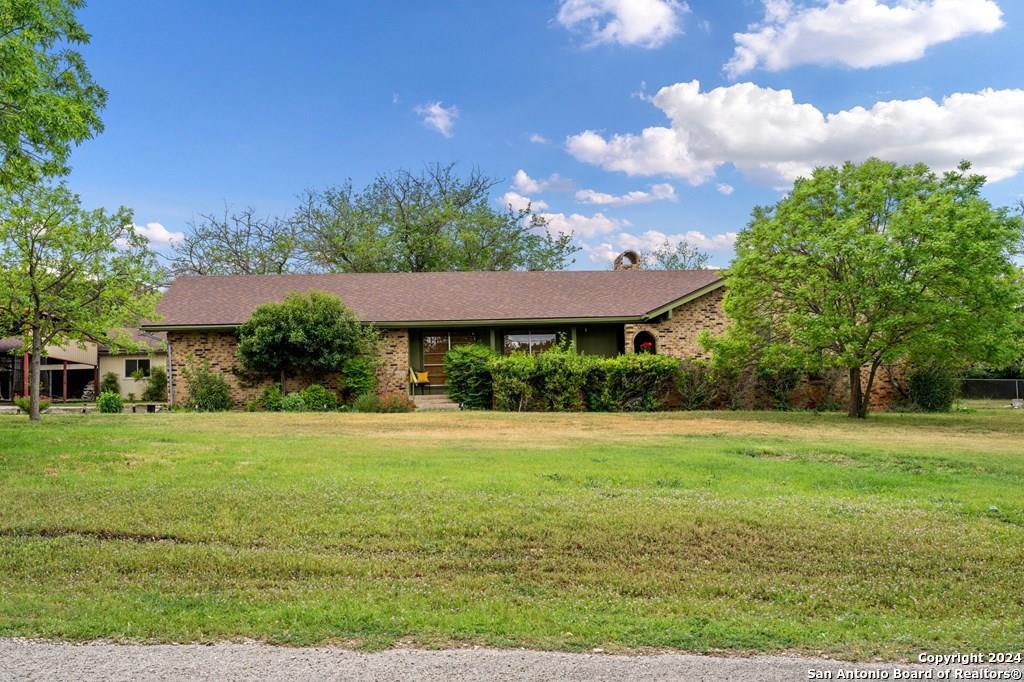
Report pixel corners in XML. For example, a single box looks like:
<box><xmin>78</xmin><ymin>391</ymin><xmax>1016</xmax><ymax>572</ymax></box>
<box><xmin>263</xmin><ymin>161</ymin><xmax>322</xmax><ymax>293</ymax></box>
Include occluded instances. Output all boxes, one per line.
<box><xmin>100</xmin><ymin>371</ymin><xmax>120</xmax><ymax>395</ymax></box>
<box><xmin>490</xmin><ymin>349</ymin><xmax>680</xmax><ymax>413</ymax></box>
<box><xmin>182</xmin><ymin>360</ymin><xmax>232</xmax><ymax>412</ymax></box>
<box><xmin>301</xmin><ymin>384</ymin><xmax>338</xmax><ymax>411</ymax></box>
<box><xmin>279</xmin><ymin>392</ymin><xmax>307</xmax><ymax>412</ymax></box>
<box><xmin>444</xmin><ymin>344</ymin><xmax>497</xmax><ymax>410</ymax></box>
<box><xmin>97</xmin><ymin>391</ymin><xmax>124</xmax><ymax>413</ymax></box>
<box><xmin>592</xmin><ymin>354</ymin><xmax>680</xmax><ymax>412</ymax></box>
<box><xmin>142</xmin><ymin>367</ymin><xmax>168</xmax><ymax>401</ymax></box>
<box><xmin>908</xmin><ymin>366</ymin><xmax>959</xmax><ymax>412</ymax></box>
<box><xmin>490</xmin><ymin>352</ymin><xmax>538</xmax><ymax>412</ymax></box>
<box><xmin>14</xmin><ymin>397</ymin><xmax>50</xmax><ymax>414</ymax></box>
<box><xmin>341</xmin><ymin>356</ymin><xmax>376</xmax><ymax>401</ymax></box>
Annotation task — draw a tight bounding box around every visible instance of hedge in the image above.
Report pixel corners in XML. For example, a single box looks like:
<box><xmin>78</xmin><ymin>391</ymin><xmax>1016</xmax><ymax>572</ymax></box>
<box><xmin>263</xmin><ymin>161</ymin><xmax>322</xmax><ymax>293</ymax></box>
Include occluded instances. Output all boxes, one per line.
<box><xmin>487</xmin><ymin>348</ymin><xmax>682</xmax><ymax>413</ymax></box>
<box><xmin>444</xmin><ymin>344</ymin><xmax>498</xmax><ymax>410</ymax></box>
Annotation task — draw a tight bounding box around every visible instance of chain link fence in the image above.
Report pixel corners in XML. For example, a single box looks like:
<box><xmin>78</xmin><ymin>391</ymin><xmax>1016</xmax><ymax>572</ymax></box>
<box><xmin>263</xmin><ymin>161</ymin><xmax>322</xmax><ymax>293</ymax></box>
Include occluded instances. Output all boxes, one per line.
<box><xmin>960</xmin><ymin>378</ymin><xmax>1023</xmax><ymax>402</ymax></box>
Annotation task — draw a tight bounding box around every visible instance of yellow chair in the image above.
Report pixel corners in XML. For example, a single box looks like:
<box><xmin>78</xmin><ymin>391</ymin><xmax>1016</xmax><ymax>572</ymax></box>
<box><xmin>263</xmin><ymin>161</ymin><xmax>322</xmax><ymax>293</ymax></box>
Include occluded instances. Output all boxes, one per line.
<box><xmin>410</xmin><ymin>368</ymin><xmax>431</xmax><ymax>395</ymax></box>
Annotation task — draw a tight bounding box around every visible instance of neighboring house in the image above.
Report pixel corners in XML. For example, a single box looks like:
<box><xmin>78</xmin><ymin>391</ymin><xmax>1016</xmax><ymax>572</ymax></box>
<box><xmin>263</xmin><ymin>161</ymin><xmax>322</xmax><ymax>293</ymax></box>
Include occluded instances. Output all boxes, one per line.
<box><xmin>0</xmin><ymin>330</ymin><xmax>168</xmax><ymax>402</ymax></box>
<box><xmin>97</xmin><ymin>329</ymin><xmax>169</xmax><ymax>400</ymax></box>
<box><xmin>142</xmin><ymin>254</ymin><xmax>730</xmax><ymax>407</ymax></box>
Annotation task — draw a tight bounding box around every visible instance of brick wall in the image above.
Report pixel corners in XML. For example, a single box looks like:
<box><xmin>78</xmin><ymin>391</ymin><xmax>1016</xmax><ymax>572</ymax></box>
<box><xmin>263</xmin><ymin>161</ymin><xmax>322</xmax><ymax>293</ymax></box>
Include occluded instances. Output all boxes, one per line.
<box><xmin>167</xmin><ymin>328</ymin><xmax>410</xmax><ymax>407</ymax></box>
<box><xmin>624</xmin><ymin>286</ymin><xmax>727</xmax><ymax>360</ymax></box>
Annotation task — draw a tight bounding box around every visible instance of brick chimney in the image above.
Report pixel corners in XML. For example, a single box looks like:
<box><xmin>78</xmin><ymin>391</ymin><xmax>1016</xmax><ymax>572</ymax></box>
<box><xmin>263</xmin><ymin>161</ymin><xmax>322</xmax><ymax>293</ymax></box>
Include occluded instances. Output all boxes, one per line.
<box><xmin>613</xmin><ymin>250</ymin><xmax>641</xmax><ymax>271</ymax></box>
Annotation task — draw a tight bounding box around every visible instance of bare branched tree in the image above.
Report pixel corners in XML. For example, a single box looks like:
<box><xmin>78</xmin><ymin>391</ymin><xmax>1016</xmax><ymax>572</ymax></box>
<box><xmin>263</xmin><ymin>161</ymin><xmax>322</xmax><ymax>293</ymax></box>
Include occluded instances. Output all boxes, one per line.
<box><xmin>169</xmin><ymin>207</ymin><xmax>307</xmax><ymax>276</ymax></box>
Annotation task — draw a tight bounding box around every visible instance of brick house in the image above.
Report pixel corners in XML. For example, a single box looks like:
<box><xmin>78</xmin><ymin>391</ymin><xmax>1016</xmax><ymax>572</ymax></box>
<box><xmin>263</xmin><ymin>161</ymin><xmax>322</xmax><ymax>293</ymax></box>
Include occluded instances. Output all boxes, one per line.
<box><xmin>142</xmin><ymin>255</ymin><xmax>899</xmax><ymax>410</ymax></box>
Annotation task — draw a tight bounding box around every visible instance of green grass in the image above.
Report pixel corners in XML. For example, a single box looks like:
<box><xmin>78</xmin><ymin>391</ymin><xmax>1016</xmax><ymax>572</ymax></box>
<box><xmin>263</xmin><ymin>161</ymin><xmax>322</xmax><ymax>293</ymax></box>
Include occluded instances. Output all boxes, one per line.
<box><xmin>0</xmin><ymin>407</ymin><xmax>1022</xmax><ymax>659</ymax></box>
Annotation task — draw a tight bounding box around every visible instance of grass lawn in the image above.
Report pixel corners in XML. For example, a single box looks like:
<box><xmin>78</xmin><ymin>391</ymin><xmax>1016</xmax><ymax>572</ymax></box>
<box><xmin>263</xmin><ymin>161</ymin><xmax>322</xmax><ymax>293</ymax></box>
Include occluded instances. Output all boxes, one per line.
<box><xmin>0</xmin><ymin>407</ymin><xmax>1022</xmax><ymax>659</ymax></box>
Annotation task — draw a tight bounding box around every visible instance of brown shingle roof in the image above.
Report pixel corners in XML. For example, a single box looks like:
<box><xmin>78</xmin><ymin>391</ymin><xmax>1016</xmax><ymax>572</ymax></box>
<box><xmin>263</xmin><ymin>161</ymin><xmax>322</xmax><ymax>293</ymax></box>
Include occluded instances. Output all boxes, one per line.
<box><xmin>144</xmin><ymin>270</ymin><xmax>725</xmax><ymax>329</ymax></box>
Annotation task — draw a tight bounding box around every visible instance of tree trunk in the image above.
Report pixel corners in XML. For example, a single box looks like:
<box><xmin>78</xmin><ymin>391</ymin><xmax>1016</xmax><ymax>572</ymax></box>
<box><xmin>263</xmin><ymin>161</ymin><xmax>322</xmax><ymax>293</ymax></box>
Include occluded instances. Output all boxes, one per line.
<box><xmin>860</xmin><ymin>360</ymin><xmax>882</xmax><ymax>420</ymax></box>
<box><xmin>847</xmin><ymin>366</ymin><xmax>864</xmax><ymax>419</ymax></box>
<box><xmin>29</xmin><ymin>326</ymin><xmax>43</xmax><ymax>422</ymax></box>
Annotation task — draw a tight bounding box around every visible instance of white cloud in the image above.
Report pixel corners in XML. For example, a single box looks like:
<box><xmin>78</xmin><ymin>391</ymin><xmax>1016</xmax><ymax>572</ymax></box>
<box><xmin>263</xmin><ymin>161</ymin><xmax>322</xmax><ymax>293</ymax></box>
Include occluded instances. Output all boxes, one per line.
<box><xmin>716</xmin><ymin>183</ymin><xmax>735</xmax><ymax>195</ymax></box>
<box><xmin>415</xmin><ymin>101</ymin><xmax>458</xmax><ymax>138</ymax></box>
<box><xmin>586</xmin><ymin>229</ymin><xmax>737</xmax><ymax>264</ymax></box>
<box><xmin>512</xmin><ymin>169</ymin><xmax>574</xmax><ymax>194</ymax></box>
<box><xmin>528</xmin><ymin>133</ymin><xmax>550</xmax><ymax>144</ymax></box>
<box><xmin>134</xmin><ymin>222</ymin><xmax>184</xmax><ymax>247</ymax></box>
<box><xmin>501</xmin><ymin>191</ymin><xmax>549</xmax><ymax>212</ymax></box>
<box><xmin>726</xmin><ymin>0</ymin><xmax>1004</xmax><ymax>77</ymax></box>
<box><xmin>567</xmin><ymin>80</ymin><xmax>1024</xmax><ymax>187</ymax></box>
<box><xmin>556</xmin><ymin>0</ymin><xmax>689</xmax><ymax>48</ymax></box>
<box><xmin>541</xmin><ymin>211</ymin><xmax>623</xmax><ymax>239</ymax></box>
<box><xmin>575</xmin><ymin>182</ymin><xmax>677</xmax><ymax>206</ymax></box>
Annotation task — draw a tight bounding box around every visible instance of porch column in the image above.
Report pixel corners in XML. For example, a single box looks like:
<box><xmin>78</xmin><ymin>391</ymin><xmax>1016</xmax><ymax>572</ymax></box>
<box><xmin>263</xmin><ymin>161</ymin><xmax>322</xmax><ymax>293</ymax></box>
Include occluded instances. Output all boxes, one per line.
<box><xmin>22</xmin><ymin>354</ymin><xmax>28</xmax><ymax>396</ymax></box>
<box><xmin>62</xmin><ymin>360</ymin><xmax>68</xmax><ymax>402</ymax></box>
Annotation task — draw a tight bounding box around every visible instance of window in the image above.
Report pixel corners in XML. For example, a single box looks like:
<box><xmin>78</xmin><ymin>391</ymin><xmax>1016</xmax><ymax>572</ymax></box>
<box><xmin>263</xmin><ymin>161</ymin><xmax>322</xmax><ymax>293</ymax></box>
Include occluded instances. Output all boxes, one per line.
<box><xmin>502</xmin><ymin>331</ymin><xmax>558</xmax><ymax>355</ymax></box>
<box><xmin>125</xmin><ymin>358</ymin><xmax>151</xmax><ymax>378</ymax></box>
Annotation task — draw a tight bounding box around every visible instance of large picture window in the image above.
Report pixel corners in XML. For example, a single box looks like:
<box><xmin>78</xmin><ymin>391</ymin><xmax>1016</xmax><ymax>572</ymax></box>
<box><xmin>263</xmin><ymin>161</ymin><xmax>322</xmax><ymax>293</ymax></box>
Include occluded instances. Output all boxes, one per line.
<box><xmin>502</xmin><ymin>331</ymin><xmax>558</xmax><ymax>355</ymax></box>
<box><xmin>125</xmin><ymin>358</ymin><xmax>151</xmax><ymax>378</ymax></box>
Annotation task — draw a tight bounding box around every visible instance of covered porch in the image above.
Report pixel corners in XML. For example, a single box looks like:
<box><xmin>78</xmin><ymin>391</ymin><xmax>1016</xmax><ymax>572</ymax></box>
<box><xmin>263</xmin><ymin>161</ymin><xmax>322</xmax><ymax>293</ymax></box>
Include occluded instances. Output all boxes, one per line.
<box><xmin>406</xmin><ymin>323</ymin><xmax>626</xmax><ymax>393</ymax></box>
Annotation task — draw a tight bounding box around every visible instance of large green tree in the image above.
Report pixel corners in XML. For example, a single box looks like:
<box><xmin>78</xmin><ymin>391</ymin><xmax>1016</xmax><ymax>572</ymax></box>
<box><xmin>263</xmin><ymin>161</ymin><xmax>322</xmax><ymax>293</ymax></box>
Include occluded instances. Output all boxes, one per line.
<box><xmin>297</xmin><ymin>164</ymin><xmax>578</xmax><ymax>272</ymax></box>
<box><xmin>722</xmin><ymin>159</ymin><xmax>1023</xmax><ymax>418</ymax></box>
<box><xmin>0</xmin><ymin>0</ymin><xmax>106</xmax><ymax>189</ymax></box>
<box><xmin>236</xmin><ymin>291</ymin><xmax>378</xmax><ymax>388</ymax></box>
<box><xmin>0</xmin><ymin>183</ymin><xmax>162</xmax><ymax>420</ymax></box>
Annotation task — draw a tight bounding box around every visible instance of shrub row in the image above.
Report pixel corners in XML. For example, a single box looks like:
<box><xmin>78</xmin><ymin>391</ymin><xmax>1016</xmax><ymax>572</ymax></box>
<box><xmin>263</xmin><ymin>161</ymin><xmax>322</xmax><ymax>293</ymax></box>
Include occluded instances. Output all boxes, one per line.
<box><xmin>445</xmin><ymin>344</ymin><xmax>711</xmax><ymax>412</ymax></box>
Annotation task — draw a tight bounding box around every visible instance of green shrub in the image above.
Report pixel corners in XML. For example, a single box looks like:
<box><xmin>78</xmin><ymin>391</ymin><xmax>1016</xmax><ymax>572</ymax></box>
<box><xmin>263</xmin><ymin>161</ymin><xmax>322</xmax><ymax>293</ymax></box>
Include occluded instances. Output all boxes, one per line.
<box><xmin>182</xmin><ymin>360</ymin><xmax>233</xmax><ymax>412</ymax></box>
<box><xmin>534</xmin><ymin>347</ymin><xmax>592</xmax><ymax>411</ymax></box>
<box><xmin>351</xmin><ymin>392</ymin><xmax>416</xmax><ymax>413</ymax></box>
<box><xmin>301</xmin><ymin>384</ymin><xmax>338</xmax><ymax>411</ymax></box>
<box><xmin>96</xmin><ymin>391</ymin><xmax>124</xmax><ymax>413</ymax></box>
<box><xmin>351</xmin><ymin>393</ymin><xmax>381</xmax><ymax>413</ymax></box>
<box><xmin>259</xmin><ymin>384</ymin><xmax>284</xmax><ymax>411</ymax></box>
<box><xmin>100</xmin><ymin>371</ymin><xmax>120</xmax><ymax>395</ymax></box>
<box><xmin>490</xmin><ymin>352</ymin><xmax>538</xmax><ymax>411</ymax></box>
<box><xmin>677</xmin><ymin>360</ymin><xmax>714</xmax><ymax>410</ymax></box>
<box><xmin>445</xmin><ymin>344</ymin><xmax>497</xmax><ymax>410</ymax></box>
<box><xmin>279</xmin><ymin>392</ymin><xmax>307</xmax><ymax>412</ymax></box>
<box><xmin>14</xmin><ymin>397</ymin><xmax>50</xmax><ymax>414</ymax></box>
<box><xmin>379</xmin><ymin>394</ymin><xmax>415</xmax><ymax>413</ymax></box>
<box><xmin>595</xmin><ymin>354</ymin><xmax>680</xmax><ymax>411</ymax></box>
<box><xmin>142</xmin><ymin>367</ymin><xmax>168</xmax><ymax>401</ymax></box>
<box><xmin>341</xmin><ymin>356</ymin><xmax>376</xmax><ymax>401</ymax></box>
<box><xmin>908</xmin><ymin>366</ymin><xmax>959</xmax><ymax>412</ymax></box>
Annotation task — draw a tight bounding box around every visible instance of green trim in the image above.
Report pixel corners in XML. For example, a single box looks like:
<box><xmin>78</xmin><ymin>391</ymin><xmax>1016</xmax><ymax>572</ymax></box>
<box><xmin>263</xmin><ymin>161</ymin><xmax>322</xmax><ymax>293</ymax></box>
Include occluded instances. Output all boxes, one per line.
<box><xmin>141</xmin><ymin>324</ymin><xmax>240</xmax><ymax>332</ymax></box>
<box><xmin>641</xmin><ymin>279</ymin><xmax>725</xmax><ymax>321</ymax></box>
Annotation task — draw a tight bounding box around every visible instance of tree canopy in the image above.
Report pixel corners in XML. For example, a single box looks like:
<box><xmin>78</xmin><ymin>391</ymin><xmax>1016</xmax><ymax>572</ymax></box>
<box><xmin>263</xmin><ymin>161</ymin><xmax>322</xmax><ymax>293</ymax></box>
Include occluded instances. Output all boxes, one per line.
<box><xmin>0</xmin><ymin>183</ymin><xmax>163</xmax><ymax>420</ymax></box>
<box><xmin>642</xmin><ymin>238</ymin><xmax>710</xmax><ymax>270</ymax></box>
<box><xmin>720</xmin><ymin>159</ymin><xmax>1024</xmax><ymax>418</ymax></box>
<box><xmin>173</xmin><ymin>164</ymin><xmax>579</xmax><ymax>275</ymax></box>
<box><xmin>236</xmin><ymin>291</ymin><xmax>379</xmax><ymax>387</ymax></box>
<box><xmin>169</xmin><ymin>207</ymin><xmax>306</xmax><ymax>276</ymax></box>
<box><xmin>0</xmin><ymin>0</ymin><xmax>107</xmax><ymax>189</ymax></box>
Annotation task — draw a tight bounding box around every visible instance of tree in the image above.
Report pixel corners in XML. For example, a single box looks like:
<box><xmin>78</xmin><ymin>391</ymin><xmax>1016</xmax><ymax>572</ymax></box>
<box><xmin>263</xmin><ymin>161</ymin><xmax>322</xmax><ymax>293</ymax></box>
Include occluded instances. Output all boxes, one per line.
<box><xmin>0</xmin><ymin>183</ymin><xmax>163</xmax><ymax>420</ymax></box>
<box><xmin>169</xmin><ymin>207</ymin><xmax>306</xmax><ymax>275</ymax></box>
<box><xmin>297</xmin><ymin>163</ymin><xmax>578</xmax><ymax>272</ymax></box>
<box><xmin>236</xmin><ymin>291</ymin><xmax>378</xmax><ymax>387</ymax></box>
<box><xmin>0</xmin><ymin>0</ymin><xmax>107</xmax><ymax>189</ymax></box>
<box><xmin>722</xmin><ymin>159</ymin><xmax>1023</xmax><ymax>418</ymax></box>
<box><xmin>643</xmin><ymin>238</ymin><xmax>710</xmax><ymax>270</ymax></box>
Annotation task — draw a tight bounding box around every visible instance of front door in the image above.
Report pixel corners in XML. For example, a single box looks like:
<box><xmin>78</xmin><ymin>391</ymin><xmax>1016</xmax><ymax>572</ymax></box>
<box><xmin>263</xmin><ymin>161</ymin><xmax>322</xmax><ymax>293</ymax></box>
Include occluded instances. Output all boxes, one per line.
<box><xmin>421</xmin><ymin>331</ymin><xmax>477</xmax><ymax>386</ymax></box>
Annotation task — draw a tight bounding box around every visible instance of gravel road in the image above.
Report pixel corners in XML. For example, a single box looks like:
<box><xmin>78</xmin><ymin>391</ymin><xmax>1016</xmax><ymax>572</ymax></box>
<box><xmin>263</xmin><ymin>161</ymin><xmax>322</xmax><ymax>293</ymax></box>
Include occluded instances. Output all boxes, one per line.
<box><xmin>4</xmin><ymin>639</ymin><xmax>1009</xmax><ymax>682</ymax></box>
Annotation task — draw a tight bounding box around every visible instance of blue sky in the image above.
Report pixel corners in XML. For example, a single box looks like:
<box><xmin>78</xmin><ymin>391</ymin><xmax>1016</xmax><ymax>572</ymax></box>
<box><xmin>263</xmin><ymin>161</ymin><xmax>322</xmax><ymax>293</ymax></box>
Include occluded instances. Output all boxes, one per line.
<box><xmin>67</xmin><ymin>0</ymin><xmax>1024</xmax><ymax>269</ymax></box>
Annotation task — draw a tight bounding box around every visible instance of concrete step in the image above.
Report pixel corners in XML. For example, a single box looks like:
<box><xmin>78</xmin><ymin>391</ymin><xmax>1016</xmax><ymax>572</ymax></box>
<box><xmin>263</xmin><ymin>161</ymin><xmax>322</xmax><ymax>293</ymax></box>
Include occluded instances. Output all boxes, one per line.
<box><xmin>413</xmin><ymin>394</ymin><xmax>460</xmax><ymax>411</ymax></box>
